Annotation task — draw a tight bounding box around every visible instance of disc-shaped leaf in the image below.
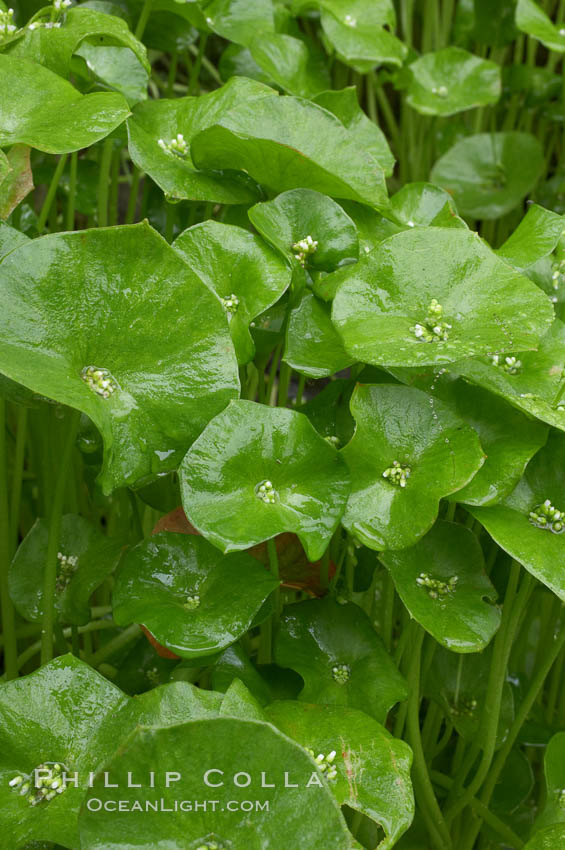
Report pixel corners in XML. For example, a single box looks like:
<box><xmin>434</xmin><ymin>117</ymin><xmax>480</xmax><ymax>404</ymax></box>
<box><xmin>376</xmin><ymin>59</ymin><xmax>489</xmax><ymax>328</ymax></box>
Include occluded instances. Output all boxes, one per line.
<box><xmin>341</xmin><ymin>384</ymin><xmax>484</xmax><ymax>550</ymax></box>
<box><xmin>456</xmin><ymin>320</ymin><xmax>565</xmax><ymax>433</ymax></box>
<box><xmin>331</xmin><ymin>227</ymin><xmax>552</xmax><ymax>367</ymax></box>
<box><xmin>524</xmin><ymin>826</ymin><xmax>565</xmax><ymax>849</ymax></box>
<box><xmin>9</xmin><ymin>514</ymin><xmax>123</xmax><ymax>625</ymax></box>
<box><xmin>388</xmin><ymin>182</ymin><xmax>466</xmax><ymax>229</ymax></box>
<box><xmin>113</xmin><ymin>532</ymin><xmax>279</xmax><ymax>658</ymax></box>
<box><xmin>248</xmin><ymin>32</ymin><xmax>331</xmax><ymax>97</ymax></box>
<box><xmin>273</xmin><ymin>597</ymin><xmax>408</xmax><ymax>722</ymax></box>
<box><xmin>191</xmin><ymin>93</ymin><xmax>389</xmax><ymax>208</ymax></box>
<box><xmin>113</xmin><ymin>680</ymin><xmax>223</xmax><ymax>728</ymax></box>
<box><xmin>79</xmin><ymin>718</ymin><xmax>353</xmax><ymax>849</ymax></box>
<box><xmin>267</xmin><ymin>701</ymin><xmax>414</xmax><ymax>847</ymax></box>
<box><xmin>173</xmin><ymin>219</ymin><xmax>291</xmax><ymax>364</ymax></box>
<box><xmin>201</xmin><ymin>0</ymin><xmax>275</xmax><ymax>44</ymax></box>
<box><xmin>0</xmin><ymin>55</ymin><xmax>130</xmax><ymax>153</ymax></box>
<box><xmin>406</xmin><ymin>47</ymin><xmax>501</xmax><ymax>116</ymax></box>
<box><xmin>470</xmin><ymin>433</ymin><xmax>565</xmax><ymax>600</ymax></box>
<box><xmin>284</xmin><ymin>291</ymin><xmax>354</xmax><ymax>378</ymax></box>
<box><xmin>179</xmin><ymin>400</ymin><xmax>351</xmax><ymax>560</ymax></box>
<box><xmin>532</xmin><ymin>732</ymin><xmax>565</xmax><ymax>832</ymax></box>
<box><xmin>74</xmin><ymin>42</ymin><xmax>149</xmax><ymax>107</ymax></box>
<box><xmin>497</xmin><ymin>204</ymin><xmax>565</xmax><ymax>270</ymax></box>
<box><xmin>430</xmin><ymin>132</ymin><xmax>544</xmax><ymax>219</ymax></box>
<box><xmin>516</xmin><ymin>0</ymin><xmax>565</xmax><ymax>52</ymax></box>
<box><xmin>381</xmin><ymin>521</ymin><xmax>500</xmax><ymax>651</ymax></box>
<box><xmin>0</xmin><ymin>654</ymin><xmax>129</xmax><ymax>849</ymax></box>
<box><xmin>0</xmin><ymin>222</ymin><xmax>240</xmax><ymax>492</ymax></box>
<box><xmin>127</xmin><ymin>77</ymin><xmax>275</xmax><ymax>203</ymax></box>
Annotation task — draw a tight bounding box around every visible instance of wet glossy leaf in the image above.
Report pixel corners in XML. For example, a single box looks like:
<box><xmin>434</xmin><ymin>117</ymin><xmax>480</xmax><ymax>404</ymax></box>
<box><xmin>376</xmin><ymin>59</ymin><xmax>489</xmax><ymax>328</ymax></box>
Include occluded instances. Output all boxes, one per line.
<box><xmin>524</xmin><ymin>826</ymin><xmax>565</xmax><ymax>849</ymax></box>
<box><xmin>0</xmin><ymin>221</ymin><xmax>240</xmax><ymax>492</ymax></box>
<box><xmin>516</xmin><ymin>0</ymin><xmax>565</xmax><ymax>53</ymax></box>
<box><xmin>470</xmin><ymin>433</ymin><xmax>565</xmax><ymax>600</ymax></box>
<box><xmin>388</xmin><ymin>182</ymin><xmax>466</xmax><ymax>229</ymax></box>
<box><xmin>79</xmin><ymin>718</ymin><xmax>353</xmax><ymax>849</ymax></box>
<box><xmin>341</xmin><ymin>384</ymin><xmax>484</xmax><ymax>550</ymax></box>
<box><xmin>0</xmin><ymin>654</ymin><xmax>129</xmax><ymax>848</ymax></box>
<box><xmin>9</xmin><ymin>514</ymin><xmax>123</xmax><ymax>625</ymax></box>
<box><xmin>248</xmin><ymin>32</ymin><xmax>331</xmax><ymax>97</ymax></box>
<box><xmin>284</xmin><ymin>291</ymin><xmax>354</xmax><ymax>378</ymax></box>
<box><xmin>191</xmin><ymin>93</ymin><xmax>389</xmax><ymax>209</ymax></box>
<box><xmin>0</xmin><ymin>144</ymin><xmax>33</xmax><ymax>219</ymax></box>
<box><xmin>406</xmin><ymin>47</ymin><xmax>501</xmax><ymax>116</ymax></box>
<box><xmin>74</xmin><ymin>43</ymin><xmax>149</xmax><ymax>106</ymax></box>
<box><xmin>497</xmin><ymin>204</ymin><xmax>565</xmax><ymax>269</ymax></box>
<box><xmin>431</xmin><ymin>132</ymin><xmax>544</xmax><ymax>219</ymax></box>
<box><xmin>0</xmin><ymin>55</ymin><xmax>130</xmax><ymax>153</ymax></box>
<box><xmin>298</xmin><ymin>377</ymin><xmax>355</xmax><ymax>447</ymax></box>
<box><xmin>332</xmin><ymin>227</ymin><xmax>552</xmax><ymax>367</ymax></box>
<box><xmin>533</xmin><ymin>732</ymin><xmax>565</xmax><ymax>831</ymax></box>
<box><xmin>127</xmin><ymin>77</ymin><xmax>275</xmax><ymax>203</ymax></box>
<box><xmin>179</xmin><ymin>400</ymin><xmax>351</xmax><ymax>560</ymax></box>
<box><xmin>173</xmin><ymin>219</ymin><xmax>291</xmax><ymax>364</ymax></box>
<box><xmin>313</xmin><ymin>87</ymin><xmax>395</xmax><ymax>176</ymax></box>
<box><xmin>203</xmin><ymin>0</ymin><xmax>275</xmax><ymax>43</ymax></box>
<box><xmin>456</xmin><ymin>319</ymin><xmax>565</xmax><ymax>433</ymax></box>
<box><xmin>114</xmin><ymin>680</ymin><xmax>223</xmax><ymax>727</ymax></box>
<box><xmin>273</xmin><ymin>597</ymin><xmax>408</xmax><ymax>722</ymax></box>
<box><xmin>113</xmin><ymin>532</ymin><xmax>279</xmax><ymax>658</ymax></box>
<box><xmin>381</xmin><ymin>521</ymin><xmax>500</xmax><ymax>651</ymax></box>
<box><xmin>212</xmin><ymin>644</ymin><xmax>273</xmax><ymax>705</ymax></box>
<box><xmin>267</xmin><ymin>700</ymin><xmax>414</xmax><ymax>846</ymax></box>
<box><xmin>219</xmin><ymin>677</ymin><xmax>267</xmax><ymax>721</ymax></box>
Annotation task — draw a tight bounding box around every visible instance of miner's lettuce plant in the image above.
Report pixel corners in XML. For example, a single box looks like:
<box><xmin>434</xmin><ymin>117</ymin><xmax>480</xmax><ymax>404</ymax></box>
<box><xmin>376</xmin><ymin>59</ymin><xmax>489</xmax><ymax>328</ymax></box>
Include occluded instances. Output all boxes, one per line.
<box><xmin>3</xmin><ymin>1</ymin><xmax>565</xmax><ymax>849</ymax></box>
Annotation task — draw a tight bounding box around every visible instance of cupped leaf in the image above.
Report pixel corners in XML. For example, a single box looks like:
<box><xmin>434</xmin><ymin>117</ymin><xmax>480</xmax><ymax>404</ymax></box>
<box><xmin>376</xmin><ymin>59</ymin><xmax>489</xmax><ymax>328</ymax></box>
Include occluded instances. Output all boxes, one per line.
<box><xmin>79</xmin><ymin>718</ymin><xmax>353</xmax><ymax>849</ymax></box>
<box><xmin>9</xmin><ymin>514</ymin><xmax>123</xmax><ymax>625</ymax></box>
<box><xmin>298</xmin><ymin>377</ymin><xmax>355</xmax><ymax>448</ymax></box>
<box><xmin>115</xmin><ymin>680</ymin><xmax>223</xmax><ymax>728</ymax></box>
<box><xmin>533</xmin><ymin>732</ymin><xmax>565</xmax><ymax>832</ymax></box>
<box><xmin>524</xmin><ymin>826</ymin><xmax>565</xmax><ymax>849</ymax></box>
<box><xmin>381</xmin><ymin>521</ymin><xmax>500</xmax><ymax>651</ymax></box>
<box><xmin>248</xmin><ymin>32</ymin><xmax>331</xmax><ymax>97</ymax></box>
<box><xmin>470</xmin><ymin>432</ymin><xmax>565</xmax><ymax>600</ymax></box>
<box><xmin>267</xmin><ymin>701</ymin><xmax>414</xmax><ymax>848</ymax></box>
<box><xmin>273</xmin><ymin>596</ymin><xmax>408</xmax><ymax>722</ymax></box>
<box><xmin>284</xmin><ymin>291</ymin><xmax>354</xmax><ymax>378</ymax></box>
<box><xmin>202</xmin><ymin>0</ymin><xmax>275</xmax><ymax>44</ymax></box>
<box><xmin>179</xmin><ymin>400</ymin><xmax>350</xmax><ymax>560</ymax></box>
<box><xmin>430</xmin><ymin>132</ymin><xmax>544</xmax><ymax>219</ymax></box>
<box><xmin>0</xmin><ymin>55</ymin><xmax>130</xmax><ymax>153</ymax></box>
<box><xmin>74</xmin><ymin>42</ymin><xmax>149</xmax><ymax>107</ymax></box>
<box><xmin>332</xmin><ymin>227</ymin><xmax>553</xmax><ymax>368</ymax></box>
<box><xmin>127</xmin><ymin>77</ymin><xmax>275</xmax><ymax>203</ymax></box>
<box><xmin>456</xmin><ymin>320</ymin><xmax>565</xmax><ymax>433</ymax></box>
<box><xmin>113</xmin><ymin>532</ymin><xmax>279</xmax><ymax>658</ymax></box>
<box><xmin>389</xmin><ymin>182</ymin><xmax>466</xmax><ymax>229</ymax></box>
<box><xmin>0</xmin><ymin>654</ymin><xmax>129</xmax><ymax>849</ymax></box>
<box><xmin>497</xmin><ymin>204</ymin><xmax>565</xmax><ymax>270</ymax></box>
<box><xmin>191</xmin><ymin>93</ymin><xmax>389</xmax><ymax>209</ymax></box>
<box><xmin>0</xmin><ymin>221</ymin><xmax>240</xmax><ymax>492</ymax></box>
<box><xmin>313</xmin><ymin>87</ymin><xmax>395</xmax><ymax>176</ymax></box>
<box><xmin>219</xmin><ymin>677</ymin><xmax>267</xmax><ymax>721</ymax></box>
<box><xmin>0</xmin><ymin>144</ymin><xmax>33</xmax><ymax>220</ymax></box>
<box><xmin>341</xmin><ymin>384</ymin><xmax>484</xmax><ymax>550</ymax></box>
<box><xmin>516</xmin><ymin>0</ymin><xmax>565</xmax><ymax>53</ymax></box>
<box><xmin>405</xmin><ymin>47</ymin><xmax>501</xmax><ymax>117</ymax></box>
<box><xmin>173</xmin><ymin>219</ymin><xmax>291</xmax><ymax>364</ymax></box>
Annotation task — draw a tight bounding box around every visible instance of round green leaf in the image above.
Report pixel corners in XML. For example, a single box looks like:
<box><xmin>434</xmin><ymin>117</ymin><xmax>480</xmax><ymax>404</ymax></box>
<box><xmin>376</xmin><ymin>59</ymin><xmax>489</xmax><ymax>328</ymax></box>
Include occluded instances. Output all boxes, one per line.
<box><xmin>191</xmin><ymin>93</ymin><xmax>389</xmax><ymax>209</ymax></box>
<box><xmin>534</xmin><ymin>732</ymin><xmax>565</xmax><ymax>832</ymax></box>
<box><xmin>273</xmin><ymin>596</ymin><xmax>408</xmax><ymax>722</ymax></box>
<box><xmin>9</xmin><ymin>514</ymin><xmax>123</xmax><ymax>625</ymax></box>
<box><xmin>524</xmin><ymin>826</ymin><xmax>565</xmax><ymax>849</ymax></box>
<box><xmin>284</xmin><ymin>291</ymin><xmax>354</xmax><ymax>378</ymax></box>
<box><xmin>516</xmin><ymin>0</ymin><xmax>565</xmax><ymax>53</ymax></box>
<box><xmin>173</xmin><ymin>219</ymin><xmax>291</xmax><ymax>365</ymax></box>
<box><xmin>406</xmin><ymin>47</ymin><xmax>501</xmax><ymax>117</ymax></box>
<box><xmin>219</xmin><ymin>677</ymin><xmax>267</xmax><ymax>721</ymax></box>
<box><xmin>127</xmin><ymin>77</ymin><xmax>275</xmax><ymax>203</ymax></box>
<box><xmin>381</xmin><ymin>521</ymin><xmax>500</xmax><ymax>651</ymax></box>
<box><xmin>79</xmin><ymin>718</ymin><xmax>353</xmax><ymax>849</ymax></box>
<box><xmin>332</xmin><ymin>227</ymin><xmax>552</xmax><ymax>367</ymax></box>
<box><xmin>0</xmin><ymin>222</ymin><xmax>240</xmax><ymax>493</ymax></box>
<box><xmin>430</xmin><ymin>132</ymin><xmax>544</xmax><ymax>219</ymax></box>
<box><xmin>470</xmin><ymin>433</ymin><xmax>565</xmax><ymax>601</ymax></box>
<box><xmin>389</xmin><ymin>182</ymin><xmax>466</xmax><ymax>229</ymax></box>
<box><xmin>74</xmin><ymin>43</ymin><xmax>149</xmax><ymax>107</ymax></box>
<box><xmin>341</xmin><ymin>384</ymin><xmax>484</xmax><ymax>550</ymax></box>
<box><xmin>248</xmin><ymin>32</ymin><xmax>331</xmax><ymax>97</ymax></box>
<box><xmin>202</xmin><ymin>0</ymin><xmax>275</xmax><ymax>45</ymax></box>
<box><xmin>267</xmin><ymin>701</ymin><xmax>414</xmax><ymax>847</ymax></box>
<box><xmin>179</xmin><ymin>400</ymin><xmax>351</xmax><ymax>560</ymax></box>
<box><xmin>0</xmin><ymin>654</ymin><xmax>129</xmax><ymax>849</ymax></box>
<box><xmin>113</xmin><ymin>532</ymin><xmax>279</xmax><ymax>659</ymax></box>
<box><xmin>115</xmin><ymin>680</ymin><xmax>223</xmax><ymax>728</ymax></box>
<box><xmin>0</xmin><ymin>55</ymin><xmax>130</xmax><ymax>153</ymax></box>
<box><xmin>497</xmin><ymin>204</ymin><xmax>565</xmax><ymax>270</ymax></box>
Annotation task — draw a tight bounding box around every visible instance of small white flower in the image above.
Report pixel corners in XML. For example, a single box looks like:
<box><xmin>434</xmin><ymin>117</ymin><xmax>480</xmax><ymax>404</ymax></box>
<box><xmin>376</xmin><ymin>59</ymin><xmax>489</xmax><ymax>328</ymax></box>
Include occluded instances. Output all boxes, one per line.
<box><xmin>256</xmin><ymin>479</ymin><xmax>277</xmax><ymax>504</ymax></box>
<box><xmin>81</xmin><ymin>365</ymin><xmax>118</xmax><ymax>398</ymax></box>
<box><xmin>331</xmin><ymin>663</ymin><xmax>350</xmax><ymax>684</ymax></box>
<box><xmin>292</xmin><ymin>234</ymin><xmax>318</xmax><ymax>267</ymax></box>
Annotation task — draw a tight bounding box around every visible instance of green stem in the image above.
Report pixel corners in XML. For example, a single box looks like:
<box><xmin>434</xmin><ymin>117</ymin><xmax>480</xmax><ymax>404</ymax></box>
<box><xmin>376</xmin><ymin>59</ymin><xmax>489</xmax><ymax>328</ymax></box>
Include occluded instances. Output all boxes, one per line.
<box><xmin>189</xmin><ymin>34</ymin><xmax>208</xmax><ymax>95</ymax></box>
<box><xmin>134</xmin><ymin>0</ymin><xmax>153</xmax><ymax>39</ymax></box>
<box><xmin>88</xmin><ymin>623</ymin><xmax>141</xmax><ymax>666</ymax></box>
<box><xmin>66</xmin><ymin>150</ymin><xmax>77</xmax><ymax>231</ymax></box>
<box><xmin>9</xmin><ymin>405</ymin><xmax>27</xmax><ymax>554</ymax></box>
<box><xmin>0</xmin><ymin>400</ymin><xmax>17</xmax><ymax>679</ymax></box>
<box><xmin>37</xmin><ymin>153</ymin><xmax>68</xmax><ymax>235</ymax></box>
<box><xmin>126</xmin><ymin>168</ymin><xmax>141</xmax><ymax>224</ymax></box>
<box><xmin>40</xmin><ymin>409</ymin><xmax>80</xmax><ymax>664</ymax></box>
<box><xmin>277</xmin><ymin>362</ymin><xmax>292</xmax><ymax>407</ymax></box>
<box><xmin>97</xmin><ymin>138</ymin><xmax>114</xmax><ymax>228</ymax></box>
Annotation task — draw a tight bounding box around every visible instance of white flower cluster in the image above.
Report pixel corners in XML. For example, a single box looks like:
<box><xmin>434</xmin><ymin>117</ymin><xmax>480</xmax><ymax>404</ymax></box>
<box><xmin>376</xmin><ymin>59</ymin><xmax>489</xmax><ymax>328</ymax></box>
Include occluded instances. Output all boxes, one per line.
<box><xmin>292</xmin><ymin>235</ymin><xmax>318</xmax><ymax>267</ymax></box>
<box><xmin>411</xmin><ymin>299</ymin><xmax>451</xmax><ymax>343</ymax></box>
<box><xmin>53</xmin><ymin>0</ymin><xmax>72</xmax><ymax>9</ymax></box>
<box><xmin>382</xmin><ymin>460</ymin><xmax>411</xmax><ymax>488</ymax></box>
<box><xmin>0</xmin><ymin>7</ymin><xmax>16</xmax><ymax>36</ymax></box>
<box><xmin>55</xmin><ymin>551</ymin><xmax>78</xmax><ymax>592</ymax></box>
<box><xmin>491</xmin><ymin>354</ymin><xmax>522</xmax><ymax>375</ymax></box>
<box><xmin>221</xmin><ymin>294</ymin><xmax>239</xmax><ymax>313</ymax></box>
<box><xmin>529</xmin><ymin>499</ymin><xmax>564</xmax><ymax>534</ymax></box>
<box><xmin>28</xmin><ymin>20</ymin><xmax>62</xmax><ymax>29</ymax></box>
<box><xmin>416</xmin><ymin>573</ymin><xmax>458</xmax><ymax>600</ymax></box>
<box><xmin>432</xmin><ymin>85</ymin><xmax>449</xmax><ymax>98</ymax></box>
<box><xmin>158</xmin><ymin>134</ymin><xmax>189</xmax><ymax>157</ymax></box>
<box><xmin>450</xmin><ymin>697</ymin><xmax>478</xmax><ymax>717</ymax></box>
<box><xmin>256</xmin><ymin>479</ymin><xmax>277</xmax><ymax>504</ymax></box>
<box><xmin>81</xmin><ymin>366</ymin><xmax>118</xmax><ymax>399</ymax></box>
<box><xmin>331</xmin><ymin>663</ymin><xmax>350</xmax><ymax>684</ymax></box>
<box><xmin>9</xmin><ymin>762</ymin><xmax>67</xmax><ymax>806</ymax></box>
<box><xmin>195</xmin><ymin>838</ymin><xmax>228</xmax><ymax>850</ymax></box>
<box><xmin>183</xmin><ymin>593</ymin><xmax>201</xmax><ymax>610</ymax></box>
<box><xmin>306</xmin><ymin>748</ymin><xmax>338</xmax><ymax>781</ymax></box>
<box><xmin>325</xmin><ymin>435</ymin><xmax>340</xmax><ymax>448</ymax></box>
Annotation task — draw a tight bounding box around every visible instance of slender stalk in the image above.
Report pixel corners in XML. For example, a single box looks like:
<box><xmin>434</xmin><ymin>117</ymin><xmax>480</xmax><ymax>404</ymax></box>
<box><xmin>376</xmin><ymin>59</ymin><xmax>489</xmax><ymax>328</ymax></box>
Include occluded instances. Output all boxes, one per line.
<box><xmin>189</xmin><ymin>34</ymin><xmax>208</xmax><ymax>95</ymax></box>
<box><xmin>126</xmin><ymin>168</ymin><xmax>141</xmax><ymax>224</ymax></box>
<box><xmin>88</xmin><ymin>623</ymin><xmax>141</xmax><ymax>666</ymax></box>
<box><xmin>135</xmin><ymin>0</ymin><xmax>153</xmax><ymax>39</ymax></box>
<box><xmin>0</xmin><ymin>400</ymin><xmax>17</xmax><ymax>679</ymax></box>
<box><xmin>9</xmin><ymin>405</ymin><xmax>27</xmax><ymax>553</ymax></box>
<box><xmin>37</xmin><ymin>153</ymin><xmax>68</xmax><ymax>235</ymax></box>
<box><xmin>66</xmin><ymin>150</ymin><xmax>77</xmax><ymax>231</ymax></box>
<box><xmin>97</xmin><ymin>138</ymin><xmax>114</xmax><ymax>228</ymax></box>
